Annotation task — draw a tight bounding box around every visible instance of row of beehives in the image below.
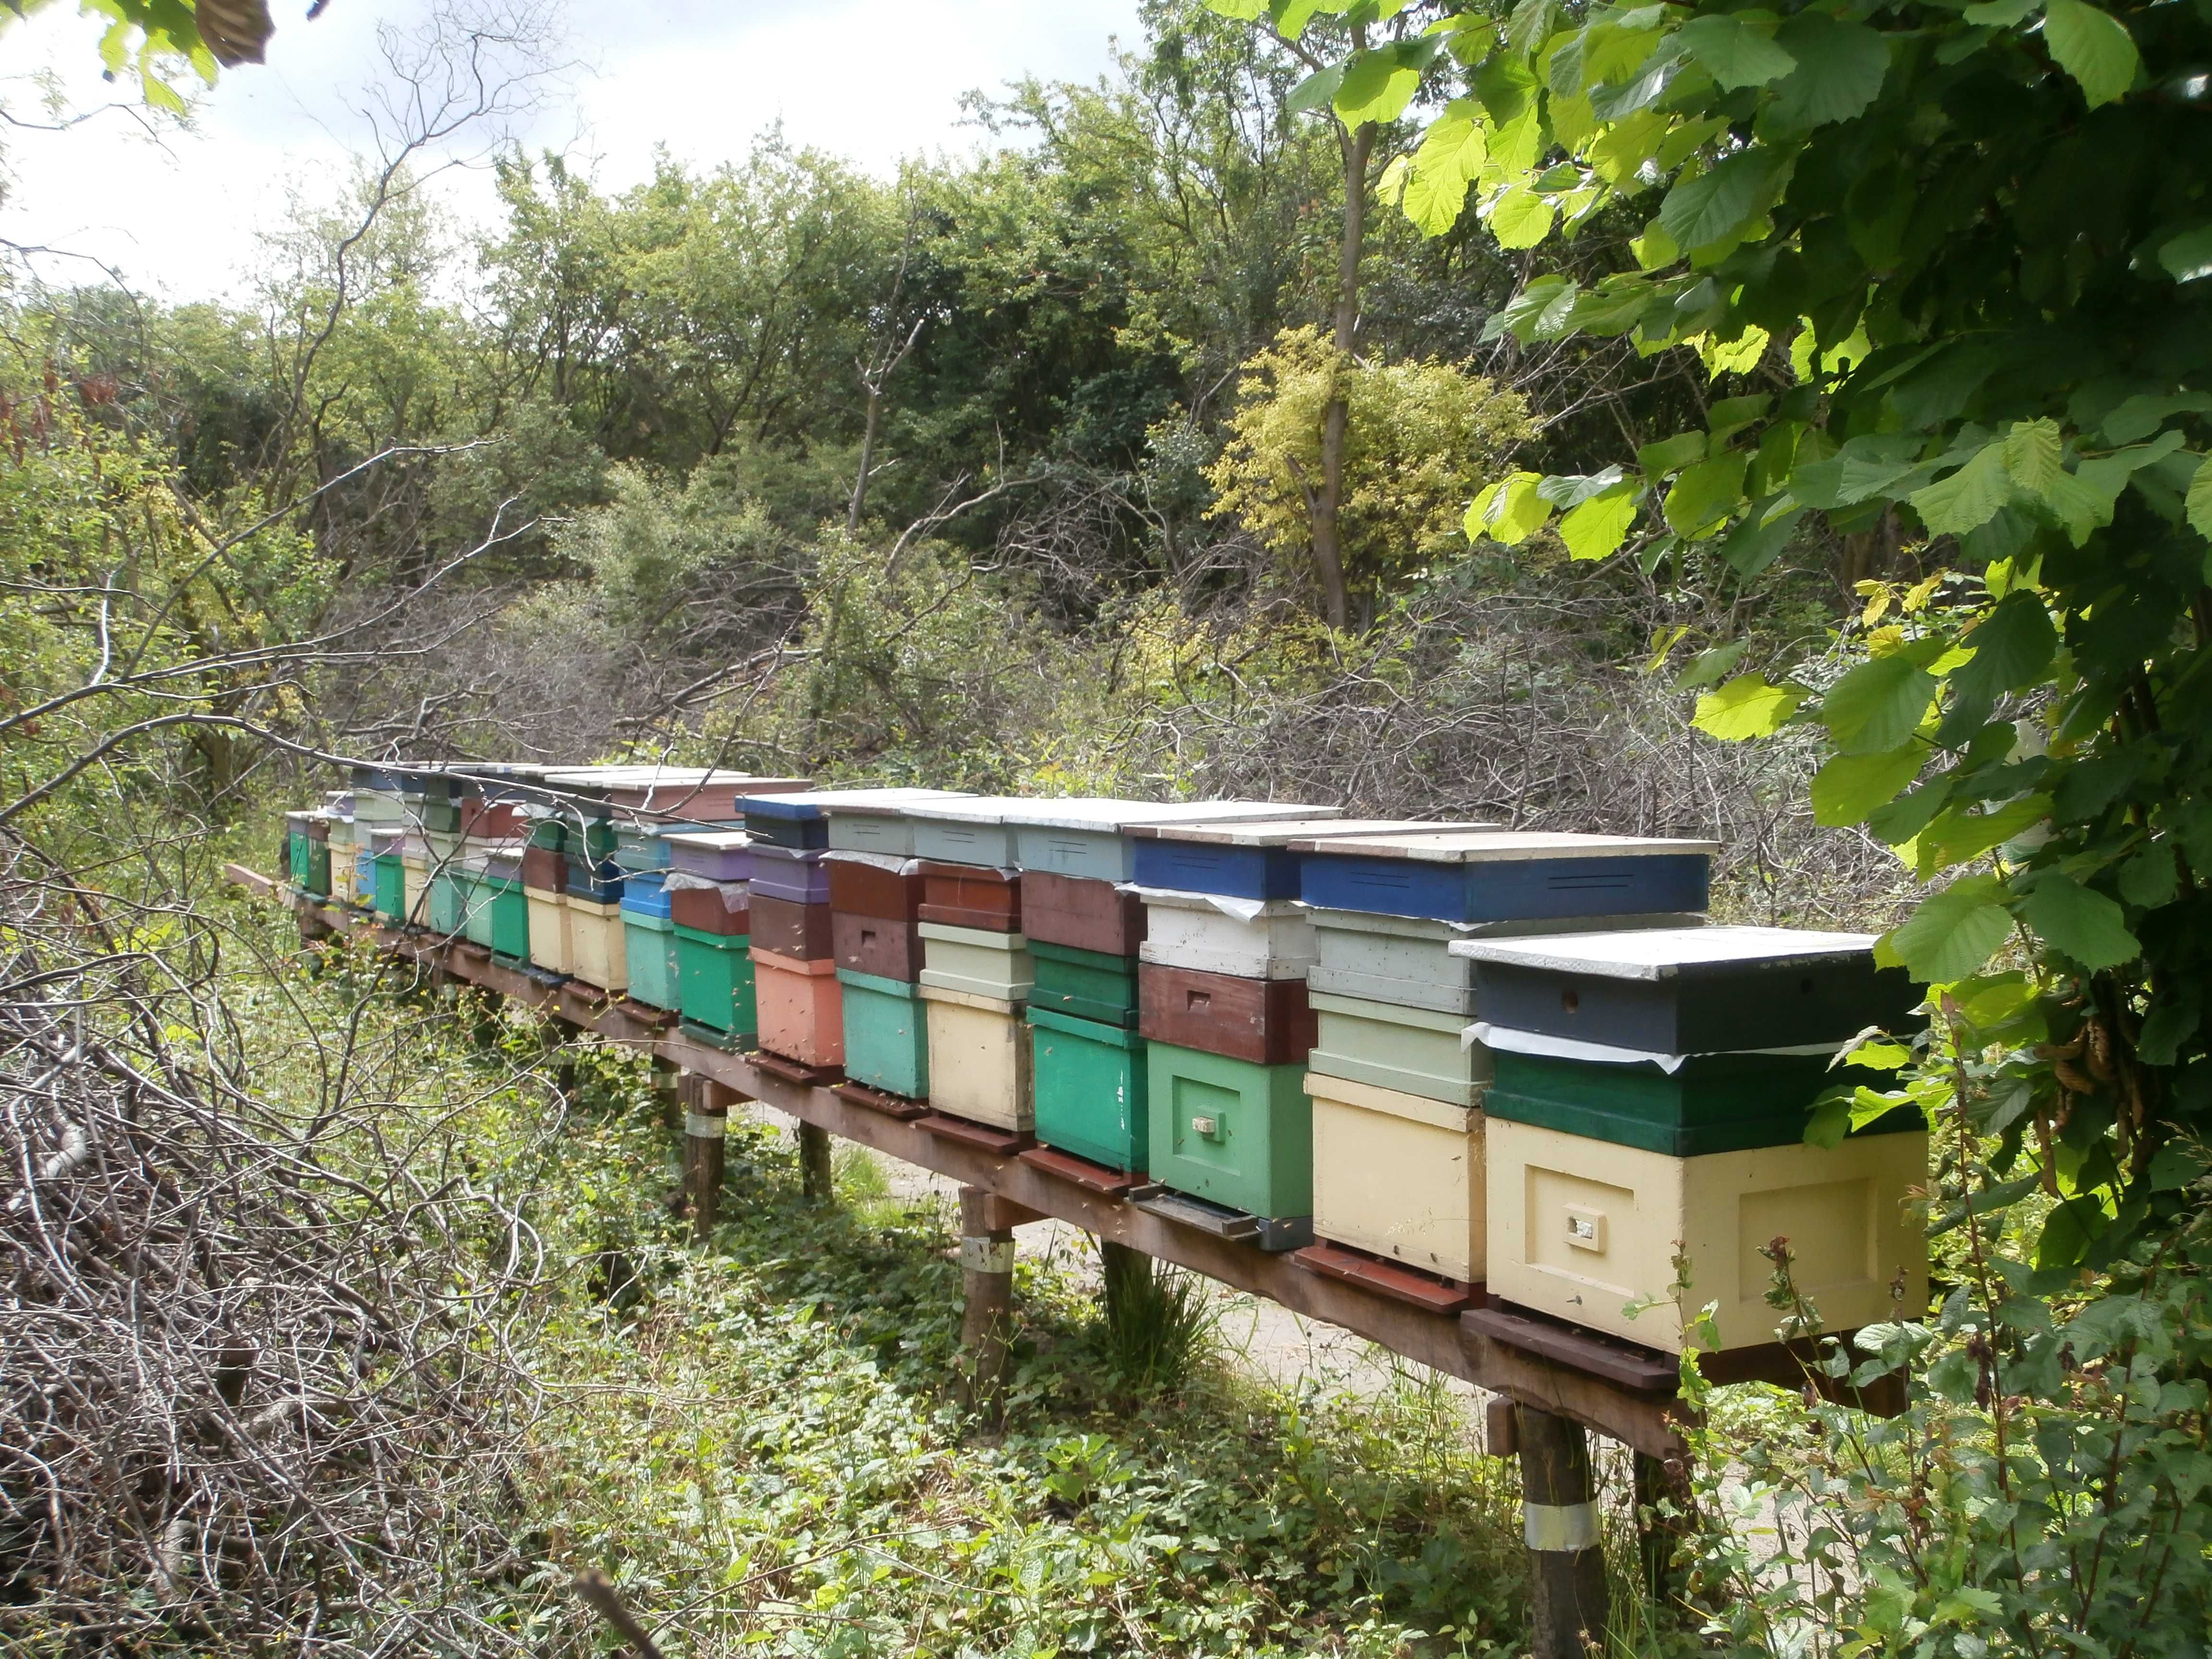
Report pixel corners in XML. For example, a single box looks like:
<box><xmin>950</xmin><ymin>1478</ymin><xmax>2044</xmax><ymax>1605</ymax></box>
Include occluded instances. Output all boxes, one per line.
<box><xmin>286</xmin><ymin>768</ymin><xmax>1929</xmax><ymax>1358</ymax></box>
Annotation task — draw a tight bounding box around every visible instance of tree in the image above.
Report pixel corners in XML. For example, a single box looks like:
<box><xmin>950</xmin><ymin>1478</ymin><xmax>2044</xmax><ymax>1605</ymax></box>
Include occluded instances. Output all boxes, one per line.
<box><xmin>1206</xmin><ymin>323</ymin><xmax>1531</xmax><ymax>611</ymax></box>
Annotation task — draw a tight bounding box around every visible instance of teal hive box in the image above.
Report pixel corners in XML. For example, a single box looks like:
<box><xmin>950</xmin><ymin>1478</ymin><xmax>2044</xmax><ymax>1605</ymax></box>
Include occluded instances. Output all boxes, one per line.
<box><xmin>1029</xmin><ymin>940</ymin><xmax>1139</xmax><ymax>1027</ymax></box>
<box><xmin>1145</xmin><ymin>1041</ymin><xmax>1311</xmax><ymax>1225</ymax></box>
<box><xmin>428</xmin><ymin>869</ymin><xmax>466</xmax><ymax>936</ymax></box>
<box><xmin>373</xmin><ymin>854</ymin><xmax>406</xmax><ymax>921</ymax></box>
<box><xmin>485</xmin><ymin>876</ymin><xmax>530</xmax><ymax>960</ymax></box>
<box><xmin>1482</xmin><ymin>1045</ymin><xmax>1914</xmax><ymax>1157</ymax></box>
<box><xmin>839</xmin><ymin>969</ymin><xmax>931</xmax><ymax>1098</ymax></box>
<box><xmin>306</xmin><ymin>840</ymin><xmax>331</xmax><ymax>897</ymax></box>
<box><xmin>457</xmin><ymin>871</ymin><xmax>494</xmax><ymax>948</ymax></box>
<box><xmin>624</xmin><ymin>907</ymin><xmax>681</xmax><ymax>1009</ymax></box>
<box><xmin>675</xmin><ymin>924</ymin><xmax>757</xmax><ymax>1038</ymax></box>
<box><xmin>1031</xmin><ymin>1006</ymin><xmax>1148</xmax><ymax>1172</ymax></box>
<box><xmin>1308</xmin><ymin>990</ymin><xmax>1488</xmax><ymax>1107</ymax></box>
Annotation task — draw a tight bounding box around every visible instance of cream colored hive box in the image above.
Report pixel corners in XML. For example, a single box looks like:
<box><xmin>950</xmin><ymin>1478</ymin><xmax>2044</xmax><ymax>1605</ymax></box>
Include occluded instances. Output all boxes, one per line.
<box><xmin>1487</xmin><ymin>1118</ymin><xmax>1929</xmax><ymax>1352</ymax></box>
<box><xmin>919</xmin><ymin>984</ymin><xmax>1034</xmax><ymax>1132</ymax></box>
<box><xmin>1308</xmin><ymin>1073</ymin><xmax>1485</xmax><ymax>1284</ymax></box>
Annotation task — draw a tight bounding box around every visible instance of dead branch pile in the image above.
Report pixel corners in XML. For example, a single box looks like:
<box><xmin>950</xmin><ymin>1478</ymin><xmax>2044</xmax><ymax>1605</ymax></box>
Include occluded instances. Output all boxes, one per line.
<box><xmin>0</xmin><ymin>850</ymin><xmax>543</xmax><ymax>1653</ymax></box>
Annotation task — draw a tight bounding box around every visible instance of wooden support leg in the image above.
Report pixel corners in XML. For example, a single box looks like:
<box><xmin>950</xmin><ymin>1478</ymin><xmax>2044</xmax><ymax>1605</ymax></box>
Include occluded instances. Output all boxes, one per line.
<box><xmin>1634</xmin><ymin>1449</ymin><xmax>1689</xmax><ymax>1605</ymax></box>
<box><xmin>682</xmin><ymin>1076</ymin><xmax>733</xmax><ymax>1243</ymax></box>
<box><xmin>548</xmin><ymin>1017</ymin><xmax>585</xmax><ymax>1101</ymax></box>
<box><xmin>1518</xmin><ymin>1405</ymin><xmax>1610</xmax><ymax>1659</ymax></box>
<box><xmin>799</xmin><ymin>1120</ymin><xmax>834</xmax><ymax>1204</ymax></box>
<box><xmin>957</xmin><ymin>1185</ymin><xmax>1015</xmax><ymax>1424</ymax></box>
<box><xmin>650</xmin><ymin>1055</ymin><xmax>682</xmax><ymax>1133</ymax></box>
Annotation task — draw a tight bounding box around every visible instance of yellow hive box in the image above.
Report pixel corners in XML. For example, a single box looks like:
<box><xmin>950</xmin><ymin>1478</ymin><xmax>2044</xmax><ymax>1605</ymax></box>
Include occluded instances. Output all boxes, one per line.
<box><xmin>1487</xmin><ymin>1117</ymin><xmax>1928</xmax><ymax>1352</ymax></box>
<box><xmin>567</xmin><ymin>897</ymin><xmax>628</xmax><ymax>993</ymax></box>
<box><xmin>1308</xmin><ymin>1072</ymin><xmax>1485</xmax><ymax>1284</ymax></box>
<box><xmin>919</xmin><ymin>984</ymin><xmax>1033</xmax><ymax>1133</ymax></box>
<box><xmin>525</xmin><ymin>889</ymin><xmax>572</xmax><ymax>976</ymax></box>
<box><xmin>400</xmin><ymin>854</ymin><xmax>431</xmax><ymax>926</ymax></box>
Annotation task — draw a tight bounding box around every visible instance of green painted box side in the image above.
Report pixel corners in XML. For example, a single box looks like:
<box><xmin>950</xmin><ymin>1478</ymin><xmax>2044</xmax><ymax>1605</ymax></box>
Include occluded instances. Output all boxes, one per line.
<box><xmin>428</xmin><ymin>870</ymin><xmax>466</xmax><ymax>936</ymax></box>
<box><xmin>1029</xmin><ymin>940</ymin><xmax>1139</xmax><ymax>1027</ymax></box>
<box><xmin>1030</xmin><ymin>1005</ymin><xmax>1148</xmax><ymax>1172</ymax></box>
<box><xmin>373</xmin><ymin>854</ymin><xmax>406</xmax><ymax>920</ymax></box>
<box><xmin>839</xmin><ymin>969</ymin><xmax>931</xmax><ymax>1098</ymax></box>
<box><xmin>1484</xmin><ymin>1049</ymin><xmax>1912</xmax><ymax>1156</ymax></box>
<box><xmin>487</xmin><ymin>878</ymin><xmax>531</xmax><ymax>960</ymax></box>
<box><xmin>1307</xmin><ymin>990</ymin><xmax>1487</xmax><ymax>1107</ymax></box>
<box><xmin>457</xmin><ymin>872</ymin><xmax>495</xmax><ymax>947</ymax></box>
<box><xmin>674</xmin><ymin>924</ymin><xmax>757</xmax><ymax>1038</ymax></box>
<box><xmin>1145</xmin><ymin>1041</ymin><xmax>1311</xmax><ymax>1220</ymax></box>
<box><xmin>624</xmin><ymin>910</ymin><xmax>682</xmax><ymax>1010</ymax></box>
<box><xmin>288</xmin><ymin>831</ymin><xmax>308</xmax><ymax>884</ymax></box>
<box><xmin>305</xmin><ymin>841</ymin><xmax>331</xmax><ymax>897</ymax></box>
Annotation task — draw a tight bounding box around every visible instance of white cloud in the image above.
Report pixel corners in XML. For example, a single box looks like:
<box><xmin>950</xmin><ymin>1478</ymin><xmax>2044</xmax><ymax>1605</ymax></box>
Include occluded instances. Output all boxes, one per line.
<box><xmin>0</xmin><ymin>0</ymin><xmax>1141</xmax><ymax>303</ymax></box>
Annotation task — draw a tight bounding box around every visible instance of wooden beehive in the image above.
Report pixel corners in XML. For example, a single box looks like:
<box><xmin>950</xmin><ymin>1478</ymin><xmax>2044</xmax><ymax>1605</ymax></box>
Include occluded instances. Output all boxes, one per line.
<box><xmin>751</xmin><ymin>948</ymin><xmax>844</xmax><ymax>1067</ymax></box>
<box><xmin>919</xmin><ymin>985</ymin><xmax>1032</xmax><ymax>1131</ymax></box>
<box><xmin>1138</xmin><ymin>963</ymin><xmax>1315</xmax><ymax>1064</ymax></box>
<box><xmin>1308</xmin><ymin>990</ymin><xmax>1489</xmax><ymax>1107</ymax></box>
<box><xmin>1021</xmin><ymin>871</ymin><xmax>1146</xmax><ymax>955</ymax></box>
<box><xmin>1030</xmin><ymin>1006</ymin><xmax>1148</xmax><ymax>1173</ymax></box>
<box><xmin>1485</xmin><ymin>1117</ymin><xmax>1930</xmax><ymax>1351</ymax></box>
<box><xmin>1308</xmin><ymin>1072</ymin><xmax>1485</xmax><ymax>1285</ymax></box>
<box><xmin>839</xmin><ymin>969</ymin><xmax>930</xmax><ymax>1099</ymax></box>
<box><xmin>1144</xmin><ymin>1041</ymin><xmax>1312</xmax><ymax>1229</ymax></box>
<box><xmin>1129</xmin><ymin>818</ymin><xmax>1479</xmax><ymax>901</ymax></box>
<box><xmin>1294</xmin><ymin>830</ymin><xmax>1718</xmax><ymax>925</ymax></box>
<box><xmin>1136</xmin><ymin>889</ymin><xmax>1315</xmax><ymax>980</ymax></box>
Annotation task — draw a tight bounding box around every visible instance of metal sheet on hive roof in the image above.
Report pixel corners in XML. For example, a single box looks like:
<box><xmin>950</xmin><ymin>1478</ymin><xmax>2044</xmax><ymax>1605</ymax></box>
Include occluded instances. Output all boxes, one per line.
<box><xmin>1128</xmin><ymin>817</ymin><xmax>1491</xmax><ymax>847</ymax></box>
<box><xmin>1286</xmin><ymin>829</ymin><xmax>1719</xmax><ymax>862</ymax></box>
<box><xmin>1448</xmin><ymin>924</ymin><xmax>1877</xmax><ymax>980</ymax></box>
<box><xmin>738</xmin><ymin>786</ymin><xmax>970</xmax><ymax>821</ymax></box>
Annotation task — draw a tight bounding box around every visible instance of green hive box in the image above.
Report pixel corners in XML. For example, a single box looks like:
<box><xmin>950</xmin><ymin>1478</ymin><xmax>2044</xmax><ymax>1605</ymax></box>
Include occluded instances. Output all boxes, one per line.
<box><xmin>675</xmin><ymin>924</ymin><xmax>757</xmax><ymax>1038</ymax></box>
<box><xmin>287</xmin><ymin>829</ymin><xmax>308</xmax><ymax>886</ymax></box>
<box><xmin>1307</xmin><ymin>990</ymin><xmax>1486</xmax><ymax>1107</ymax></box>
<box><xmin>486</xmin><ymin>877</ymin><xmax>531</xmax><ymax>961</ymax></box>
<box><xmin>1145</xmin><ymin>1040</ymin><xmax>1311</xmax><ymax>1223</ymax></box>
<box><xmin>306</xmin><ymin>841</ymin><xmax>331</xmax><ymax>897</ymax></box>
<box><xmin>1483</xmin><ymin>1047</ymin><xmax>1914</xmax><ymax>1156</ymax></box>
<box><xmin>428</xmin><ymin>869</ymin><xmax>466</xmax><ymax>936</ymax></box>
<box><xmin>373</xmin><ymin>854</ymin><xmax>406</xmax><ymax>921</ymax></box>
<box><xmin>457</xmin><ymin>872</ymin><xmax>494</xmax><ymax>948</ymax></box>
<box><xmin>1029</xmin><ymin>941</ymin><xmax>1139</xmax><ymax>1027</ymax></box>
<box><xmin>1031</xmin><ymin>1006</ymin><xmax>1148</xmax><ymax>1172</ymax></box>
<box><xmin>839</xmin><ymin>969</ymin><xmax>931</xmax><ymax>1098</ymax></box>
<box><xmin>624</xmin><ymin>909</ymin><xmax>682</xmax><ymax>1010</ymax></box>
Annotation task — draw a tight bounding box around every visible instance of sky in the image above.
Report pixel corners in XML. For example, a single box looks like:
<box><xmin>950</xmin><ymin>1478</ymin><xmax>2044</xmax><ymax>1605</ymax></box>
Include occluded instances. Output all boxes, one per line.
<box><xmin>0</xmin><ymin>0</ymin><xmax>1145</xmax><ymax>303</ymax></box>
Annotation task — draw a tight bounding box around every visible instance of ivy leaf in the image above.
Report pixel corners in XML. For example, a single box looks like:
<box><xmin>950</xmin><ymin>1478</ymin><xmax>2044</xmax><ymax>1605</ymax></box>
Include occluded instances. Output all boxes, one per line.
<box><xmin>2043</xmin><ymin>0</ymin><xmax>2140</xmax><ymax>108</ymax></box>
<box><xmin>1677</xmin><ymin>12</ymin><xmax>1797</xmax><ymax>89</ymax></box>
<box><xmin>1811</xmin><ymin>743</ymin><xmax>1926</xmax><ymax>826</ymax></box>
<box><xmin>1821</xmin><ymin>652</ymin><xmax>1938</xmax><ymax>755</ymax></box>
<box><xmin>1559</xmin><ymin>486</ymin><xmax>1640</xmax><ymax>560</ymax></box>
<box><xmin>1659</xmin><ymin>148</ymin><xmax>1788</xmax><ymax>252</ymax></box>
<box><xmin>2187</xmin><ymin>455</ymin><xmax>2212</xmax><ymax>540</ymax></box>
<box><xmin>2014</xmin><ymin>871</ymin><xmax>2140</xmax><ymax>969</ymax></box>
<box><xmin>1910</xmin><ymin>443</ymin><xmax>2014</xmax><ymax>538</ymax></box>
<box><xmin>1694</xmin><ymin>673</ymin><xmax>1804</xmax><ymax>740</ymax></box>
<box><xmin>1885</xmin><ymin>873</ymin><xmax>2011</xmax><ymax>984</ymax></box>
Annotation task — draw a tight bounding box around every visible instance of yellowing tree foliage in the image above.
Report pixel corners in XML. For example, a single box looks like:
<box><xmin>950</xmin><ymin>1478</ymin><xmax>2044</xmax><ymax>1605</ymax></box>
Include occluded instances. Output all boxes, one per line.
<box><xmin>1205</xmin><ymin>326</ymin><xmax>1531</xmax><ymax>619</ymax></box>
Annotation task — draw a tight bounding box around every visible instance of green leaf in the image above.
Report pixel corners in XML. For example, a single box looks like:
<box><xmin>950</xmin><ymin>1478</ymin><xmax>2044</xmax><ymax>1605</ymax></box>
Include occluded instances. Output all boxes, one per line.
<box><xmin>1765</xmin><ymin>13</ymin><xmax>1891</xmax><ymax>129</ymax></box>
<box><xmin>1821</xmin><ymin>652</ymin><xmax>1937</xmax><ymax>755</ymax></box>
<box><xmin>1404</xmin><ymin>103</ymin><xmax>1487</xmax><ymax>235</ymax></box>
<box><xmin>1490</xmin><ymin>185</ymin><xmax>1556</xmax><ymax>249</ymax></box>
<box><xmin>1961</xmin><ymin>0</ymin><xmax>2037</xmax><ymax>22</ymax></box>
<box><xmin>2002</xmin><ymin>419</ymin><xmax>2065</xmax><ymax>497</ymax></box>
<box><xmin>2015</xmin><ymin>871</ymin><xmax>2140</xmax><ymax>968</ymax></box>
<box><xmin>1559</xmin><ymin>487</ymin><xmax>1639</xmax><ymax>560</ymax></box>
<box><xmin>1663</xmin><ymin>451</ymin><xmax>1748</xmax><ymax>536</ymax></box>
<box><xmin>1677</xmin><ymin>12</ymin><xmax>1797</xmax><ymax>89</ymax></box>
<box><xmin>1812</xmin><ymin>743</ymin><xmax>1926</xmax><ymax>827</ymax></box>
<box><xmin>1467</xmin><ymin>472</ymin><xmax>1553</xmax><ymax>545</ymax></box>
<box><xmin>1952</xmin><ymin>592</ymin><xmax>2058</xmax><ymax>697</ymax></box>
<box><xmin>1636</xmin><ymin>431</ymin><xmax>1707</xmax><ymax>475</ymax></box>
<box><xmin>1659</xmin><ymin>148</ymin><xmax>1787</xmax><ymax>252</ymax></box>
<box><xmin>2043</xmin><ymin>0</ymin><xmax>2140</xmax><ymax>108</ymax></box>
<box><xmin>2188</xmin><ymin>455</ymin><xmax>2212</xmax><ymax>539</ymax></box>
<box><xmin>2159</xmin><ymin>225</ymin><xmax>2212</xmax><ymax>284</ymax></box>
<box><xmin>1694</xmin><ymin>673</ymin><xmax>1804</xmax><ymax>740</ymax></box>
<box><xmin>1910</xmin><ymin>443</ymin><xmax>2013</xmax><ymax>539</ymax></box>
<box><xmin>1886</xmin><ymin>874</ymin><xmax>2011</xmax><ymax>984</ymax></box>
<box><xmin>1286</xmin><ymin>64</ymin><xmax>1345</xmax><ymax>114</ymax></box>
<box><xmin>1719</xmin><ymin>503</ymin><xmax>1805</xmax><ymax>577</ymax></box>
<box><xmin>1335</xmin><ymin>47</ymin><xmax>1424</xmax><ymax>124</ymax></box>
<box><xmin>1204</xmin><ymin>0</ymin><xmax>1271</xmax><ymax>16</ymax></box>
<box><xmin>1917</xmin><ymin>794</ymin><xmax>2053</xmax><ymax>872</ymax></box>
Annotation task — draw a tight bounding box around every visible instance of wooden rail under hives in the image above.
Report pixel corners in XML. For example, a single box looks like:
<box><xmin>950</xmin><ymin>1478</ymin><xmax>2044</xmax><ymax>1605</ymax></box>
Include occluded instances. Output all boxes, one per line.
<box><xmin>236</xmin><ymin>864</ymin><xmax>1902</xmax><ymax>1655</ymax></box>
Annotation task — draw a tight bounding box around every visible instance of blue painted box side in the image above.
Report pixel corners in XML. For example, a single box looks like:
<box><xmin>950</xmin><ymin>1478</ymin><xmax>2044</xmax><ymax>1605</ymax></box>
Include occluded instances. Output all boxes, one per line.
<box><xmin>1130</xmin><ymin>839</ymin><xmax>1297</xmax><ymax>900</ymax></box>
<box><xmin>1299</xmin><ymin>852</ymin><xmax>1712</xmax><ymax>923</ymax></box>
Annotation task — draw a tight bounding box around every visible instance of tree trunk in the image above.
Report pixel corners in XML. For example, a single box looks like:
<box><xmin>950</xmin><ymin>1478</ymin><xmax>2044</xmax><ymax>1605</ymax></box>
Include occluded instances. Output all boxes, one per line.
<box><xmin>1310</xmin><ymin>117</ymin><xmax>1374</xmax><ymax>633</ymax></box>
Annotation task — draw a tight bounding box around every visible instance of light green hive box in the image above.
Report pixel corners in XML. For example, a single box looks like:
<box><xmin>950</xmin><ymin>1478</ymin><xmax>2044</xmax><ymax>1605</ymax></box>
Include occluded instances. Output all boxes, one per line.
<box><xmin>1307</xmin><ymin>989</ymin><xmax>1489</xmax><ymax>1107</ymax></box>
<box><xmin>624</xmin><ymin>909</ymin><xmax>682</xmax><ymax>1009</ymax></box>
<box><xmin>1145</xmin><ymin>1040</ymin><xmax>1311</xmax><ymax>1222</ymax></box>
<box><xmin>674</xmin><ymin>925</ymin><xmax>757</xmax><ymax>1039</ymax></box>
